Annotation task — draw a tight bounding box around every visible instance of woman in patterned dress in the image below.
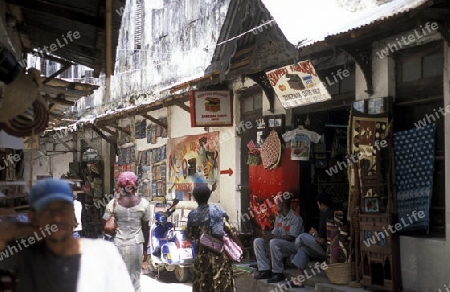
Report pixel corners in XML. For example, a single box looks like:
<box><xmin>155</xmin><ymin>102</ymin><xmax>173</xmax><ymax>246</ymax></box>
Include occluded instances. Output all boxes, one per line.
<box><xmin>186</xmin><ymin>185</ymin><xmax>238</xmax><ymax>292</ymax></box>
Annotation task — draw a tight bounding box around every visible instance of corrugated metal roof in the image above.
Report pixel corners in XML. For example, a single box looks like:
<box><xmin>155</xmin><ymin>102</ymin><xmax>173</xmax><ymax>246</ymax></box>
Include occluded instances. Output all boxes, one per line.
<box><xmin>262</xmin><ymin>0</ymin><xmax>433</xmax><ymax>47</ymax></box>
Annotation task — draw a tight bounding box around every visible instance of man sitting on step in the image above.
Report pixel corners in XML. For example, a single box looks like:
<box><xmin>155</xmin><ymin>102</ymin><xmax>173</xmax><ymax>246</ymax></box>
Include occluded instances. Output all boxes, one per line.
<box><xmin>253</xmin><ymin>195</ymin><xmax>304</xmax><ymax>284</ymax></box>
<box><xmin>287</xmin><ymin>193</ymin><xmax>334</xmax><ymax>288</ymax></box>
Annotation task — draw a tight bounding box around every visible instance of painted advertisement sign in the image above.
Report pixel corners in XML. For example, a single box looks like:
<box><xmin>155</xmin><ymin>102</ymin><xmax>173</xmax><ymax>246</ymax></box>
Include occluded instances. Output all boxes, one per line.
<box><xmin>167</xmin><ymin>132</ymin><xmax>220</xmax><ymax>201</ymax></box>
<box><xmin>266</xmin><ymin>60</ymin><xmax>331</xmax><ymax>109</ymax></box>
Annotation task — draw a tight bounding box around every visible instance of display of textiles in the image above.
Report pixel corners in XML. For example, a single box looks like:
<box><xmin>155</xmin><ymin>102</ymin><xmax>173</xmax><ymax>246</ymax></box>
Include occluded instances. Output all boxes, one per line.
<box><xmin>125</xmin><ymin>147</ymin><xmax>131</xmax><ymax>164</ymax></box>
<box><xmin>146</xmin><ymin>150</ymin><xmax>152</xmax><ymax>165</ymax></box>
<box><xmin>147</xmin><ymin>125</ymin><xmax>153</xmax><ymax>144</ymax></box>
<box><xmin>349</xmin><ymin>110</ymin><xmax>390</xmax><ymax>213</ymax></box>
<box><xmin>135</xmin><ymin>120</ymin><xmax>146</xmax><ymax>139</ymax></box>
<box><xmin>393</xmin><ymin>123</ymin><xmax>436</xmax><ymax>232</ymax></box>
<box><xmin>119</xmin><ymin>148</ymin><xmax>127</xmax><ymax>165</ymax></box>
<box><xmin>130</xmin><ymin>146</ymin><xmax>135</xmax><ymax>162</ymax></box>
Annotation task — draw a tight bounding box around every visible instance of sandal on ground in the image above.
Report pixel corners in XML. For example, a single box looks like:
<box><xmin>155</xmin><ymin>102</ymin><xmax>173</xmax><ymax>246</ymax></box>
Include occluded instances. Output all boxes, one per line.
<box><xmin>287</xmin><ymin>279</ymin><xmax>305</xmax><ymax>288</ymax></box>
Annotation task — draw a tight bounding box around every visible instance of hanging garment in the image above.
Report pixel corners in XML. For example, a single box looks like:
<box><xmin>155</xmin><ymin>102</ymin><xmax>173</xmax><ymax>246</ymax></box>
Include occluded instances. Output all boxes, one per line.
<box><xmin>282</xmin><ymin>127</ymin><xmax>321</xmax><ymax>161</ymax></box>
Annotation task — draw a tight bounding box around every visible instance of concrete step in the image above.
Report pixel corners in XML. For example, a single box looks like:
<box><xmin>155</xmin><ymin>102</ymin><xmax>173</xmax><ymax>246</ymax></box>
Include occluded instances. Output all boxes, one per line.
<box><xmin>315</xmin><ymin>283</ymin><xmax>368</xmax><ymax>292</ymax></box>
<box><xmin>234</xmin><ymin>262</ymin><xmax>368</xmax><ymax>292</ymax></box>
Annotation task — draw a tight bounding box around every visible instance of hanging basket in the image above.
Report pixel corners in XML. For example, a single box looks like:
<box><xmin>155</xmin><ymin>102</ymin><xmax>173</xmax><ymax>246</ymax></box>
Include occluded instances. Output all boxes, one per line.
<box><xmin>324</xmin><ymin>262</ymin><xmax>351</xmax><ymax>285</ymax></box>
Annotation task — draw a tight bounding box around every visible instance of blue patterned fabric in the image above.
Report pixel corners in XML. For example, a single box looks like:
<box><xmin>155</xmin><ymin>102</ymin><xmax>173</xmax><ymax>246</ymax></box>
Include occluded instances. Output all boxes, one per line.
<box><xmin>393</xmin><ymin>123</ymin><xmax>436</xmax><ymax>232</ymax></box>
<box><xmin>187</xmin><ymin>204</ymin><xmax>226</xmax><ymax>239</ymax></box>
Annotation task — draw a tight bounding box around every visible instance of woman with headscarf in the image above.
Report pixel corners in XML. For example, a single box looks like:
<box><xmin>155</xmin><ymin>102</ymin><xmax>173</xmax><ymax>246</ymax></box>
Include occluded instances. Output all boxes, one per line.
<box><xmin>186</xmin><ymin>184</ymin><xmax>240</xmax><ymax>292</ymax></box>
<box><xmin>103</xmin><ymin>172</ymin><xmax>151</xmax><ymax>292</ymax></box>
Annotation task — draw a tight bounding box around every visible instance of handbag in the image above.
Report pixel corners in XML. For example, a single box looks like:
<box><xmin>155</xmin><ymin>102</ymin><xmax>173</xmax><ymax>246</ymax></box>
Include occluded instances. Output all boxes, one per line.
<box><xmin>198</xmin><ymin>205</ymin><xmax>224</xmax><ymax>254</ymax></box>
<box><xmin>222</xmin><ymin>233</ymin><xmax>243</xmax><ymax>262</ymax></box>
<box><xmin>103</xmin><ymin>198</ymin><xmax>117</xmax><ymax>235</ymax></box>
<box><xmin>199</xmin><ymin>232</ymin><xmax>224</xmax><ymax>254</ymax></box>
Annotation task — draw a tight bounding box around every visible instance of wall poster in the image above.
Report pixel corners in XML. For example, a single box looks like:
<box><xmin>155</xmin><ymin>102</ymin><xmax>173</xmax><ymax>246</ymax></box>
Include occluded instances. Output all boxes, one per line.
<box><xmin>167</xmin><ymin>132</ymin><xmax>220</xmax><ymax>201</ymax></box>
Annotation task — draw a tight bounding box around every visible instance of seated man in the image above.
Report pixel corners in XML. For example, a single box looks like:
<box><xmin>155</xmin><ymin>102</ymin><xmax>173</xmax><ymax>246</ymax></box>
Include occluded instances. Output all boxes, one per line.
<box><xmin>253</xmin><ymin>195</ymin><xmax>304</xmax><ymax>283</ymax></box>
<box><xmin>288</xmin><ymin>194</ymin><xmax>334</xmax><ymax>288</ymax></box>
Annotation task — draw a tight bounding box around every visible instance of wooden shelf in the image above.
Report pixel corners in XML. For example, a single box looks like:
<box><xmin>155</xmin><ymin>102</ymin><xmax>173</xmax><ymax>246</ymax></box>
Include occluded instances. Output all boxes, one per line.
<box><xmin>0</xmin><ymin>181</ymin><xmax>28</xmax><ymax>186</ymax></box>
<box><xmin>0</xmin><ymin>194</ymin><xmax>29</xmax><ymax>201</ymax></box>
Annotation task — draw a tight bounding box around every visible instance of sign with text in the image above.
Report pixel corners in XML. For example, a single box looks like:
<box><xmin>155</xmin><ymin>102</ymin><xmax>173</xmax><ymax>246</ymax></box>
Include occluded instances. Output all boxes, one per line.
<box><xmin>266</xmin><ymin>60</ymin><xmax>331</xmax><ymax>109</ymax></box>
<box><xmin>189</xmin><ymin>90</ymin><xmax>233</xmax><ymax>127</ymax></box>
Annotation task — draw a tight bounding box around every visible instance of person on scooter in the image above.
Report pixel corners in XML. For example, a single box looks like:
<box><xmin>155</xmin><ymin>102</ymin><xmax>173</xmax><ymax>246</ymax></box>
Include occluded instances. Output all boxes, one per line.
<box><xmin>102</xmin><ymin>172</ymin><xmax>151</xmax><ymax>292</ymax></box>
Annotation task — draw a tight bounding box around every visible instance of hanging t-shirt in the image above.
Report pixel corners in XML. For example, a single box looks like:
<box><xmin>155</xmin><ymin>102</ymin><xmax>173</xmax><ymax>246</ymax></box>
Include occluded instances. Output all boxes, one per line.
<box><xmin>282</xmin><ymin>127</ymin><xmax>321</xmax><ymax>161</ymax></box>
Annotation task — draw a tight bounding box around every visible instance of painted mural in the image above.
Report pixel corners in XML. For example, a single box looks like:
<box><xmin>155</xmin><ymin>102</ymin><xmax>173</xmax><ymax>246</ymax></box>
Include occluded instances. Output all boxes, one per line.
<box><xmin>167</xmin><ymin>132</ymin><xmax>220</xmax><ymax>201</ymax></box>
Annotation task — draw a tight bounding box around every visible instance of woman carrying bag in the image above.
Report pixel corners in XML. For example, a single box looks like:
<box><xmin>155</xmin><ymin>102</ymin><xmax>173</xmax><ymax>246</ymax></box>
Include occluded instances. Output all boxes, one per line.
<box><xmin>186</xmin><ymin>184</ymin><xmax>242</xmax><ymax>292</ymax></box>
<box><xmin>103</xmin><ymin>172</ymin><xmax>151</xmax><ymax>292</ymax></box>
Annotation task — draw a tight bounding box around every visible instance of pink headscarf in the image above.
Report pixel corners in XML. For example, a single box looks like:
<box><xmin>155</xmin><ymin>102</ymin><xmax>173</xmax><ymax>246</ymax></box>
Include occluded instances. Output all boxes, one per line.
<box><xmin>117</xmin><ymin>172</ymin><xmax>138</xmax><ymax>194</ymax></box>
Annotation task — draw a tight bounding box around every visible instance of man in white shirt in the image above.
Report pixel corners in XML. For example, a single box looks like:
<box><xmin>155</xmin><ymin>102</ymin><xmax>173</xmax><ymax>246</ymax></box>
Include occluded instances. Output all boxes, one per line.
<box><xmin>0</xmin><ymin>179</ymin><xmax>134</xmax><ymax>292</ymax></box>
<box><xmin>253</xmin><ymin>195</ymin><xmax>304</xmax><ymax>283</ymax></box>
<box><xmin>73</xmin><ymin>193</ymin><xmax>83</xmax><ymax>238</ymax></box>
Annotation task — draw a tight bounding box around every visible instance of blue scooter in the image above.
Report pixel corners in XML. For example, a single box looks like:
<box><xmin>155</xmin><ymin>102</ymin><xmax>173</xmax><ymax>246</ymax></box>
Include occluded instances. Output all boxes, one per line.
<box><xmin>147</xmin><ymin>198</ymin><xmax>194</xmax><ymax>282</ymax></box>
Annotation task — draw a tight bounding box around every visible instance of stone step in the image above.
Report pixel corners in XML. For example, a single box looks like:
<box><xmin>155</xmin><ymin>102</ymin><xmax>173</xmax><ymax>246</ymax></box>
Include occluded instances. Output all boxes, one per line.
<box><xmin>234</xmin><ymin>262</ymin><xmax>368</xmax><ymax>292</ymax></box>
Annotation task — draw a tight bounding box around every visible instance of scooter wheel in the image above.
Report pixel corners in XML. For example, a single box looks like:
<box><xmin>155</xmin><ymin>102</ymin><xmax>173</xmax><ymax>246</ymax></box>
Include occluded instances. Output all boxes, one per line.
<box><xmin>174</xmin><ymin>266</ymin><xmax>190</xmax><ymax>283</ymax></box>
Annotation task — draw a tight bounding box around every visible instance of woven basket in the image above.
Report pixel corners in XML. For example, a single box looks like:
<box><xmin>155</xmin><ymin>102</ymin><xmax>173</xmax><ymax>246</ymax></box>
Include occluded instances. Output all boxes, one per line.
<box><xmin>325</xmin><ymin>262</ymin><xmax>351</xmax><ymax>285</ymax></box>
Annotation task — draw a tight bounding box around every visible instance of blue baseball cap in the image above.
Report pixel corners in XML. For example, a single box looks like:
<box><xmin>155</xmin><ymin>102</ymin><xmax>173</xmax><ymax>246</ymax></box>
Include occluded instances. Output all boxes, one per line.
<box><xmin>30</xmin><ymin>179</ymin><xmax>73</xmax><ymax>211</ymax></box>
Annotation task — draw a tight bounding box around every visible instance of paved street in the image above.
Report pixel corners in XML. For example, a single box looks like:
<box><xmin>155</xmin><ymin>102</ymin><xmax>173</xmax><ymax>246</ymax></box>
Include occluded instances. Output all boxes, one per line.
<box><xmin>140</xmin><ymin>271</ymin><xmax>192</xmax><ymax>291</ymax></box>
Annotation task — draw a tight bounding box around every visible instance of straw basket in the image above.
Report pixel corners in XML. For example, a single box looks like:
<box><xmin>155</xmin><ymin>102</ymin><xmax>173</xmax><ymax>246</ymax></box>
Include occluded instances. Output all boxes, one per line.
<box><xmin>324</xmin><ymin>262</ymin><xmax>351</xmax><ymax>285</ymax></box>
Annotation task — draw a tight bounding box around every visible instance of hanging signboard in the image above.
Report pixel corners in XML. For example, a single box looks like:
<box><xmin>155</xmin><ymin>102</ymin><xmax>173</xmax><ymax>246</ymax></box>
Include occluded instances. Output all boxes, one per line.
<box><xmin>189</xmin><ymin>90</ymin><xmax>233</xmax><ymax>127</ymax></box>
<box><xmin>266</xmin><ymin>60</ymin><xmax>331</xmax><ymax>109</ymax></box>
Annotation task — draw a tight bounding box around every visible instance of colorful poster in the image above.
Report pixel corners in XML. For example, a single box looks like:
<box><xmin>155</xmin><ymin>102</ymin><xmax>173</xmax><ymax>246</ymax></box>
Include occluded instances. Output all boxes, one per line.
<box><xmin>266</xmin><ymin>60</ymin><xmax>331</xmax><ymax>109</ymax></box>
<box><xmin>167</xmin><ymin>132</ymin><xmax>220</xmax><ymax>201</ymax></box>
<box><xmin>189</xmin><ymin>90</ymin><xmax>233</xmax><ymax>127</ymax></box>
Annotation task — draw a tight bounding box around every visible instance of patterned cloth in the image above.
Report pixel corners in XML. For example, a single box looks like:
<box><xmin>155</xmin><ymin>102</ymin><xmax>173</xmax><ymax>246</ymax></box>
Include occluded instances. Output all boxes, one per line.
<box><xmin>394</xmin><ymin>123</ymin><xmax>436</xmax><ymax>232</ymax></box>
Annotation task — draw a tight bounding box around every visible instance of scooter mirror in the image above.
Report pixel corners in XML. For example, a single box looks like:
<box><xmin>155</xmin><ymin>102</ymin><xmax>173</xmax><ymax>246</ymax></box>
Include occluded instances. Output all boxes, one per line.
<box><xmin>172</xmin><ymin>198</ymin><xmax>180</xmax><ymax>207</ymax></box>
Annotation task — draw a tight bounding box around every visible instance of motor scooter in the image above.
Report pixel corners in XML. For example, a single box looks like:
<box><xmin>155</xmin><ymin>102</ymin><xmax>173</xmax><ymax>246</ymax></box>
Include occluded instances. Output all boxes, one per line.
<box><xmin>147</xmin><ymin>198</ymin><xmax>194</xmax><ymax>283</ymax></box>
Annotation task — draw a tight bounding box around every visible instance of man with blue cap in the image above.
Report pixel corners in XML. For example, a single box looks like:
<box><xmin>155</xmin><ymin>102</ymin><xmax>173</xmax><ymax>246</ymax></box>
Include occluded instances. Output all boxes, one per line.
<box><xmin>0</xmin><ymin>179</ymin><xmax>134</xmax><ymax>292</ymax></box>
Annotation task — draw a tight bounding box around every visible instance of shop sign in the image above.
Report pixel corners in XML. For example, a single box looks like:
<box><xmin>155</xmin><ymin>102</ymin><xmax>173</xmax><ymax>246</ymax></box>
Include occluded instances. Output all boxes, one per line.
<box><xmin>266</xmin><ymin>60</ymin><xmax>331</xmax><ymax>109</ymax></box>
<box><xmin>189</xmin><ymin>90</ymin><xmax>233</xmax><ymax>127</ymax></box>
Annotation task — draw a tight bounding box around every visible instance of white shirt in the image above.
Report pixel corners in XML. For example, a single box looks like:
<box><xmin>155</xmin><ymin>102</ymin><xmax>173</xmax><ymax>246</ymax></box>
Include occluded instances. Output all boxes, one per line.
<box><xmin>282</xmin><ymin>127</ymin><xmax>321</xmax><ymax>161</ymax></box>
<box><xmin>74</xmin><ymin>200</ymin><xmax>83</xmax><ymax>232</ymax></box>
<box><xmin>77</xmin><ymin>239</ymin><xmax>135</xmax><ymax>292</ymax></box>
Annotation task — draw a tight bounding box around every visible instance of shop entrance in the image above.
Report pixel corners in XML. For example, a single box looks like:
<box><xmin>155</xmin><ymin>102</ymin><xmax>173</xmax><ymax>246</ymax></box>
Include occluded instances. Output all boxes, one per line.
<box><xmin>294</xmin><ymin>108</ymin><xmax>350</xmax><ymax>230</ymax></box>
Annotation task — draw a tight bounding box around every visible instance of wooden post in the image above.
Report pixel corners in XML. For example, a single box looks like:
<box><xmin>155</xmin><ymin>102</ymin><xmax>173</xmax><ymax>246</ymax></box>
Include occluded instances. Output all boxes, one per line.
<box><xmin>29</xmin><ymin>131</ymin><xmax>34</xmax><ymax>189</ymax></box>
<box><xmin>349</xmin><ymin>157</ymin><xmax>363</xmax><ymax>287</ymax></box>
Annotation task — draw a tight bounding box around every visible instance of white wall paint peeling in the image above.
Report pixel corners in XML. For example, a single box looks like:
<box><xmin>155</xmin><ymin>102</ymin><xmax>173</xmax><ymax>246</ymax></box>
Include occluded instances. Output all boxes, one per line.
<box><xmin>109</xmin><ymin>0</ymin><xmax>231</xmax><ymax>101</ymax></box>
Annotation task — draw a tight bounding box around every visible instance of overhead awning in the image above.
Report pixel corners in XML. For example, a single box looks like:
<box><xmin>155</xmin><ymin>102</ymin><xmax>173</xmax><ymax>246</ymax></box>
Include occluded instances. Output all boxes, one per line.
<box><xmin>5</xmin><ymin>0</ymin><xmax>124</xmax><ymax>77</ymax></box>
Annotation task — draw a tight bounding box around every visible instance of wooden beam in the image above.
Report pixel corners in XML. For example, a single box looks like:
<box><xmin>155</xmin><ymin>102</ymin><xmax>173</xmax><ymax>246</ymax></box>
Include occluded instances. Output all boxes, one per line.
<box><xmin>167</xmin><ymin>100</ymin><xmax>190</xmax><ymax>113</ymax></box>
<box><xmin>91</xmin><ymin>125</ymin><xmax>117</xmax><ymax>151</ymax></box>
<box><xmin>54</xmin><ymin>135</ymin><xmax>74</xmax><ymax>152</ymax></box>
<box><xmin>43</xmin><ymin>62</ymin><xmax>71</xmax><ymax>85</ymax></box>
<box><xmin>108</xmin><ymin>123</ymin><xmax>130</xmax><ymax>136</ymax></box>
<box><xmin>38</xmin><ymin>77</ymin><xmax>99</xmax><ymax>91</ymax></box>
<box><xmin>130</xmin><ymin>116</ymin><xmax>135</xmax><ymax>144</ymax></box>
<box><xmin>20</xmin><ymin>27</ymin><xmax>100</xmax><ymax>54</ymax></box>
<box><xmin>53</xmin><ymin>94</ymin><xmax>75</xmax><ymax>106</ymax></box>
<box><xmin>141</xmin><ymin>113</ymin><xmax>167</xmax><ymax>129</ymax></box>
<box><xmin>97</xmin><ymin>125</ymin><xmax>118</xmax><ymax>137</ymax></box>
<box><xmin>40</xmin><ymin>86</ymin><xmax>93</xmax><ymax>98</ymax></box>
<box><xmin>5</xmin><ymin>0</ymin><xmax>104</xmax><ymax>28</ymax></box>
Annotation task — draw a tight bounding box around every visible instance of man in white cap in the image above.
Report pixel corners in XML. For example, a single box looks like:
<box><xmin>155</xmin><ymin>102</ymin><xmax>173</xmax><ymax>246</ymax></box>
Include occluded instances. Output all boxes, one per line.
<box><xmin>0</xmin><ymin>179</ymin><xmax>134</xmax><ymax>292</ymax></box>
